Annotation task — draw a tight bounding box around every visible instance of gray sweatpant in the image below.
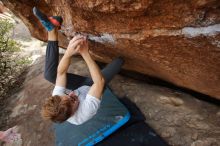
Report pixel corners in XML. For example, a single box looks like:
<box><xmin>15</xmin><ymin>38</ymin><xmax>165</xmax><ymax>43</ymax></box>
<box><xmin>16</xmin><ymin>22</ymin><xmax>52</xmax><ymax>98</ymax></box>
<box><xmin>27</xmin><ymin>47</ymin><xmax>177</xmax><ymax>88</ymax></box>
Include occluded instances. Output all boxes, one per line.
<box><xmin>44</xmin><ymin>41</ymin><xmax>124</xmax><ymax>90</ymax></box>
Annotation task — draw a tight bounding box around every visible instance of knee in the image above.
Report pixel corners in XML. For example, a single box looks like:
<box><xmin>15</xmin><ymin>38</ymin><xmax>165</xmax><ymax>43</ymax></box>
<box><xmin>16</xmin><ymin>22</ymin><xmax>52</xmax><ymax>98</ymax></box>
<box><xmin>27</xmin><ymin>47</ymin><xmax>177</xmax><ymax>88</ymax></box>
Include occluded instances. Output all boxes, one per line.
<box><xmin>115</xmin><ymin>57</ymin><xmax>124</xmax><ymax>66</ymax></box>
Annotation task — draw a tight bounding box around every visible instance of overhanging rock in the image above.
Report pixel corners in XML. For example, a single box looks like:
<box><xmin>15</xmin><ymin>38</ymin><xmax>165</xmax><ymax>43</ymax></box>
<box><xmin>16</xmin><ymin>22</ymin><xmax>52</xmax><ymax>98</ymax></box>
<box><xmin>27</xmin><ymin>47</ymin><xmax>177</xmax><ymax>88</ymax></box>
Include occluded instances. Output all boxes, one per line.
<box><xmin>2</xmin><ymin>0</ymin><xmax>220</xmax><ymax>99</ymax></box>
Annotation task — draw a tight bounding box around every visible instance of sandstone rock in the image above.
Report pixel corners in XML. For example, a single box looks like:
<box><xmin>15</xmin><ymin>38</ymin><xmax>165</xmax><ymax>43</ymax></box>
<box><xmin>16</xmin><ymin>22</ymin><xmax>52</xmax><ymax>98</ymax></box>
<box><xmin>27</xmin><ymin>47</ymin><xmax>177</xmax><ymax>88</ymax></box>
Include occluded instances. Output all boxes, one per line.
<box><xmin>217</xmin><ymin>111</ymin><xmax>220</xmax><ymax>117</ymax></box>
<box><xmin>2</xmin><ymin>0</ymin><xmax>220</xmax><ymax>99</ymax></box>
<box><xmin>10</xmin><ymin>104</ymin><xmax>37</xmax><ymax>118</ymax></box>
<box><xmin>191</xmin><ymin>138</ymin><xmax>219</xmax><ymax>146</ymax></box>
<box><xmin>161</xmin><ymin>127</ymin><xmax>176</xmax><ymax>138</ymax></box>
<box><xmin>10</xmin><ymin>104</ymin><xmax>27</xmax><ymax>118</ymax></box>
<box><xmin>191</xmin><ymin>133</ymin><xmax>198</xmax><ymax>140</ymax></box>
<box><xmin>186</xmin><ymin>121</ymin><xmax>210</xmax><ymax>130</ymax></box>
<box><xmin>158</xmin><ymin>96</ymin><xmax>184</xmax><ymax>106</ymax></box>
<box><xmin>39</xmin><ymin>123</ymin><xmax>44</xmax><ymax>131</ymax></box>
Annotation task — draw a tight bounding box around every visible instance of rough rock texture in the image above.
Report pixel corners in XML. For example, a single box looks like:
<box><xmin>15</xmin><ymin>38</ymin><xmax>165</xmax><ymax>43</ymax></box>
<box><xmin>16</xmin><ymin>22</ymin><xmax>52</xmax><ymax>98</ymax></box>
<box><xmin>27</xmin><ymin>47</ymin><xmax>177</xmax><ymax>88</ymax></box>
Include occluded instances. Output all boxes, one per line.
<box><xmin>2</xmin><ymin>0</ymin><xmax>220</xmax><ymax>99</ymax></box>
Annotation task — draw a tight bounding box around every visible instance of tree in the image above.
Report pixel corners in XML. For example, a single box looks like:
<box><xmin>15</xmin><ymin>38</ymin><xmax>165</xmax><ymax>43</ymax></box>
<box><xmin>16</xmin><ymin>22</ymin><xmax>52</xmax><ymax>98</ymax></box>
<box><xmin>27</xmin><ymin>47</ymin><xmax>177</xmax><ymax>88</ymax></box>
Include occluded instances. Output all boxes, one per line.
<box><xmin>0</xmin><ymin>20</ymin><xmax>29</xmax><ymax>98</ymax></box>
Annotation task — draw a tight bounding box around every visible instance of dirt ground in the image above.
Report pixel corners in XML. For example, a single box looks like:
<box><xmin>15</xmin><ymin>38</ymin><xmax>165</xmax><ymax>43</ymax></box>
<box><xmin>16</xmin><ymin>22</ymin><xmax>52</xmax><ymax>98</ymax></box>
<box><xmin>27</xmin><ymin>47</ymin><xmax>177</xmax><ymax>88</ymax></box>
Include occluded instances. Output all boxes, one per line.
<box><xmin>0</xmin><ymin>19</ymin><xmax>219</xmax><ymax>146</ymax></box>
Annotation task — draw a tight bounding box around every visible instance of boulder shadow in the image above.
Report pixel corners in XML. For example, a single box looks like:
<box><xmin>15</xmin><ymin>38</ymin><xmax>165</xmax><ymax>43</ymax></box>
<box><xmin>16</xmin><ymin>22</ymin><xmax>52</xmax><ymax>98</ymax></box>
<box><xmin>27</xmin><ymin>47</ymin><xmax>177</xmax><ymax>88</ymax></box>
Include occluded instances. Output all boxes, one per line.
<box><xmin>97</xmin><ymin>97</ymin><xmax>169</xmax><ymax>146</ymax></box>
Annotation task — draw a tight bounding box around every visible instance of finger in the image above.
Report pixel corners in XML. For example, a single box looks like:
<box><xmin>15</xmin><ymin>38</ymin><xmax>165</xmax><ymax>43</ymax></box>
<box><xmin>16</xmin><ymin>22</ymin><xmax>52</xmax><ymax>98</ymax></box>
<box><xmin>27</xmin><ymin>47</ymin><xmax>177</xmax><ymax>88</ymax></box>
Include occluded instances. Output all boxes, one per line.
<box><xmin>82</xmin><ymin>40</ymin><xmax>87</xmax><ymax>47</ymax></box>
<box><xmin>70</xmin><ymin>35</ymin><xmax>84</xmax><ymax>43</ymax></box>
<box><xmin>75</xmin><ymin>45</ymin><xmax>81</xmax><ymax>52</ymax></box>
<box><xmin>72</xmin><ymin>38</ymin><xmax>84</xmax><ymax>47</ymax></box>
<box><xmin>69</xmin><ymin>37</ymin><xmax>84</xmax><ymax>47</ymax></box>
<box><xmin>68</xmin><ymin>38</ymin><xmax>84</xmax><ymax>49</ymax></box>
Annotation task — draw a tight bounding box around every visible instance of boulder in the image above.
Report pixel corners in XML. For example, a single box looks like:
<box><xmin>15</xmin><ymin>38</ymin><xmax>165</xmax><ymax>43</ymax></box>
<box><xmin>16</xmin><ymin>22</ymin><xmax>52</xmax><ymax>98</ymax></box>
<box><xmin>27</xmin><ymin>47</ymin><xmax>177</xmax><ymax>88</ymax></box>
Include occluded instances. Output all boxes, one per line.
<box><xmin>2</xmin><ymin>0</ymin><xmax>220</xmax><ymax>99</ymax></box>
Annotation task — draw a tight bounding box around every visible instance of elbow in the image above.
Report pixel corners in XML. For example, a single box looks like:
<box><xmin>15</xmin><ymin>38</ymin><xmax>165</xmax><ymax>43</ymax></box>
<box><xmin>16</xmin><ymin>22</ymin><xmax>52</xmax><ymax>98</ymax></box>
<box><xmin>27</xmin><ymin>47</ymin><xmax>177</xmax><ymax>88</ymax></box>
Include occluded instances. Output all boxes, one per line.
<box><xmin>57</xmin><ymin>70</ymin><xmax>63</xmax><ymax>76</ymax></box>
<box><xmin>101</xmin><ymin>77</ymin><xmax>105</xmax><ymax>84</ymax></box>
<box><xmin>95</xmin><ymin>77</ymin><xmax>105</xmax><ymax>87</ymax></box>
<box><xmin>57</xmin><ymin>66</ymin><xmax>65</xmax><ymax>76</ymax></box>
<box><xmin>99</xmin><ymin>77</ymin><xmax>105</xmax><ymax>86</ymax></box>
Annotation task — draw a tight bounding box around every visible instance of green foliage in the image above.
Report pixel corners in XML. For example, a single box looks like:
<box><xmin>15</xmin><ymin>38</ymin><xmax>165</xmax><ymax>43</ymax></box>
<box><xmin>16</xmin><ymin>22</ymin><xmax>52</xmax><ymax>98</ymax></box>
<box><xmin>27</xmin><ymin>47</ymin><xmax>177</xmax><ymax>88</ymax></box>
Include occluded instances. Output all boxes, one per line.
<box><xmin>0</xmin><ymin>20</ymin><xmax>30</xmax><ymax>98</ymax></box>
<box><xmin>16</xmin><ymin>57</ymin><xmax>32</xmax><ymax>65</ymax></box>
<box><xmin>0</xmin><ymin>20</ymin><xmax>20</xmax><ymax>52</ymax></box>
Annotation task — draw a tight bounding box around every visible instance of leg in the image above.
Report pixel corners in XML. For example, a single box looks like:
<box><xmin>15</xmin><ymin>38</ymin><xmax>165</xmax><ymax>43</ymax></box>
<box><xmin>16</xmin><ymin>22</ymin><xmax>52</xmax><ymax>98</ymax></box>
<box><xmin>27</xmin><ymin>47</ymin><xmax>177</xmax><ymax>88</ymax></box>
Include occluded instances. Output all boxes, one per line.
<box><xmin>33</xmin><ymin>8</ymin><xmax>124</xmax><ymax>89</ymax></box>
<box><xmin>82</xmin><ymin>57</ymin><xmax>124</xmax><ymax>86</ymax></box>
<box><xmin>44</xmin><ymin>29</ymin><xmax>87</xmax><ymax>90</ymax></box>
<box><xmin>44</xmin><ymin>28</ymin><xmax>59</xmax><ymax>83</ymax></box>
<box><xmin>101</xmin><ymin>57</ymin><xmax>124</xmax><ymax>84</ymax></box>
<box><xmin>32</xmin><ymin>7</ymin><xmax>87</xmax><ymax>90</ymax></box>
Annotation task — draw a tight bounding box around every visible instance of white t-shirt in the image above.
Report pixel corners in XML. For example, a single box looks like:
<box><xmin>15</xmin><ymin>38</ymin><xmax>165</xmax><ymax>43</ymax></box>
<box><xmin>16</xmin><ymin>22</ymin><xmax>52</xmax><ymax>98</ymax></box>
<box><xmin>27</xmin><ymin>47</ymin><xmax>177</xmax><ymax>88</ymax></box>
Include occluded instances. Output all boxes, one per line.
<box><xmin>52</xmin><ymin>85</ymin><xmax>101</xmax><ymax>125</ymax></box>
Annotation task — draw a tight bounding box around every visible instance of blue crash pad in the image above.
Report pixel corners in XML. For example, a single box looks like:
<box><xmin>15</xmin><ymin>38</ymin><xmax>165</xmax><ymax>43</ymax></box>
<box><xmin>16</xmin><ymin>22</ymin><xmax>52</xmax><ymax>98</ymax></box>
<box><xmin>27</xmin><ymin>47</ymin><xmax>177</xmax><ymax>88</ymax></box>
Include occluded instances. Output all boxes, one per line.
<box><xmin>54</xmin><ymin>87</ymin><xmax>130</xmax><ymax>146</ymax></box>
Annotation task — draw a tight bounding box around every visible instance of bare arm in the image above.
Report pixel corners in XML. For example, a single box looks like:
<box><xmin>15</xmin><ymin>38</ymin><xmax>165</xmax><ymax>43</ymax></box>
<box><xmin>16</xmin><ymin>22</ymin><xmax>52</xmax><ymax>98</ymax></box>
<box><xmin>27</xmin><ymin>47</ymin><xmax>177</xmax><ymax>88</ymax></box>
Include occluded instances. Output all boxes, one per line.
<box><xmin>55</xmin><ymin>54</ymin><xmax>71</xmax><ymax>87</ymax></box>
<box><xmin>55</xmin><ymin>36</ymin><xmax>84</xmax><ymax>87</ymax></box>
<box><xmin>79</xmin><ymin>39</ymin><xmax>105</xmax><ymax>99</ymax></box>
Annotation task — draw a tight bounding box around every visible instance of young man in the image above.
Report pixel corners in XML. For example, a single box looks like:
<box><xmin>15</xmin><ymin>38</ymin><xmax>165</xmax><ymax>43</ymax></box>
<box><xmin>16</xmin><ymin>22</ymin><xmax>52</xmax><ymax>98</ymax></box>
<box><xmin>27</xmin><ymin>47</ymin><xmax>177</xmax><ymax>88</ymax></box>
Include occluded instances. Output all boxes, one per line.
<box><xmin>33</xmin><ymin>7</ymin><xmax>124</xmax><ymax>125</ymax></box>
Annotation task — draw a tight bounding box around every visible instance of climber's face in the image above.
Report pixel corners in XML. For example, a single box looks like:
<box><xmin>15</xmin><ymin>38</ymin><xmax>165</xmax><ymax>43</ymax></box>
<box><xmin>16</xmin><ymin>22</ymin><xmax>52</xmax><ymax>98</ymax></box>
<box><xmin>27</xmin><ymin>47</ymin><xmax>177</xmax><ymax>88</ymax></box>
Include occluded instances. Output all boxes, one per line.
<box><xmin>61</xmin><ymin>91</ymin><xmax>79</xmax><ymax>115</ymax></box>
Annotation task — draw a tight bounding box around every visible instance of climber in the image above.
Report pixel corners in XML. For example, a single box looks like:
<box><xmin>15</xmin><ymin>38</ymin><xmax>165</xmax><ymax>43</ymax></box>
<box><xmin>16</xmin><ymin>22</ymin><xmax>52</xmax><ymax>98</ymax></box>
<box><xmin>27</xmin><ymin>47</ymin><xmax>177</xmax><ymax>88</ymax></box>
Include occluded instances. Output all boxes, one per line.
<box><xmin>33</xmin><ymin>7</ymin><xmax>124</xmax><ymax>125</ymax></box>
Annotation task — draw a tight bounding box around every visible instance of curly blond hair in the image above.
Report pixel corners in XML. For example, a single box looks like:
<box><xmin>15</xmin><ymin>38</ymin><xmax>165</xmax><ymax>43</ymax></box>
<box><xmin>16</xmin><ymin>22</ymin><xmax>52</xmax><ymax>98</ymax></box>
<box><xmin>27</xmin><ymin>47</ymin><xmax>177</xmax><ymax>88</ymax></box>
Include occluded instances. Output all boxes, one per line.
<box><xmin>41</xmin><ymin>95</ymin><xmax>72</xmax><ymax>123</ymax></box>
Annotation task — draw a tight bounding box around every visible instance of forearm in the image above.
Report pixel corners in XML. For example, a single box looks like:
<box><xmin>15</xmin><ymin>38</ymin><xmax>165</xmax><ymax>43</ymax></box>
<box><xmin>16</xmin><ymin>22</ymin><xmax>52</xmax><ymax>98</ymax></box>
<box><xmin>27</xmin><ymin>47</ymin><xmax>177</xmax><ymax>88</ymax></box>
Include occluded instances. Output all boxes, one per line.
<box><xmin>57</xmin><ymin>54</ymin><xmax>71</xmax><ymax>75</ymax></box>
<box><xmin>82</xmin><ymin>52</ymin><xmax>104</xmax><ymax>84</ymax></box>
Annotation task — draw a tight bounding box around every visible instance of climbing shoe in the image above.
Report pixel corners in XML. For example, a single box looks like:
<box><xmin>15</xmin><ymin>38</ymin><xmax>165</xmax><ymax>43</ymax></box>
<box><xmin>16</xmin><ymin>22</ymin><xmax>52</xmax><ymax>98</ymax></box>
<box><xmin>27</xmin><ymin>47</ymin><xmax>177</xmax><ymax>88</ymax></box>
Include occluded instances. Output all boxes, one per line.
<box><xmin>33</xmin><ymin>7</ymin><xmax>63</xmax><ymax>31</ymax></box>
<box><xmin>48</xmin><ymin>16</ymin><xmax>63</xmax><ymax>27</ymax></box>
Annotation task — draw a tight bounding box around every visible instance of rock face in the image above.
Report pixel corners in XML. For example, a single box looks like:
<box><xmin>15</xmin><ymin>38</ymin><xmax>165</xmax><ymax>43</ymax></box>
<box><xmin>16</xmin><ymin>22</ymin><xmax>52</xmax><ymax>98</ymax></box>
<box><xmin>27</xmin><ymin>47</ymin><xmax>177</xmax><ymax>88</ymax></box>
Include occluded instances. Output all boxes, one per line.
<box><xmin>2</xmin><ymin>0</ymin><xmax>220</xmax><ymax>99</ymax></box>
